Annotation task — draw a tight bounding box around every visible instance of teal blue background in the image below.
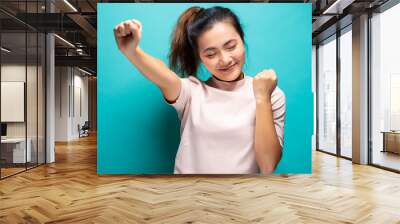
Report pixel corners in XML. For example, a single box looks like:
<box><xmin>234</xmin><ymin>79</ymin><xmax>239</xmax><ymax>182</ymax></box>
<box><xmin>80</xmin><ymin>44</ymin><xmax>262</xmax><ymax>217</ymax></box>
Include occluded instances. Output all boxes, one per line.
<box><xmin>98</xmin><ymin>3</ymin><xmax>313</xmax><ymax>174</ymax></box>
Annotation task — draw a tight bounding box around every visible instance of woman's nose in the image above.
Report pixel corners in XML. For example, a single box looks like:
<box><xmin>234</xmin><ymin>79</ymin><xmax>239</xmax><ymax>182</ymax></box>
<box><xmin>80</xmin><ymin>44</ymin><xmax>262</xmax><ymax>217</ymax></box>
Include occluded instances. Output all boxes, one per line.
<box><xmin>219</xmin><ymin>52</ymin><xmax>233</xmax><ymax>66</ymax></box>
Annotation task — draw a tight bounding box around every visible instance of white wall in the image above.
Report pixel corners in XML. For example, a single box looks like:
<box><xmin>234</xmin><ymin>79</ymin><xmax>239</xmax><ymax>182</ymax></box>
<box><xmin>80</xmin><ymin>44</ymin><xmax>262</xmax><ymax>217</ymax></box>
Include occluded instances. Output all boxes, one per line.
<box><xmin>55</xmin><ymin>66</ymin><xmax>70</xmax><ymax>141</ymax></box>
<box><xmin>72</xmin><ymin>72</ymin><xmax>89</xmax><ymax>138</ymax></box>
<box><xmin>1</xmin><ymin>65</ymin><xmax>41</xmax><ymax>137</ymax></box>
<box><xmin>1</xmin><ymin>65</ymin><xmax>26</xmax><ymax>129</ymax></box>
<box><xmin>55</xmin><ymin>67</ymin><xmax>89</xmax><ymax>141</ymax></box>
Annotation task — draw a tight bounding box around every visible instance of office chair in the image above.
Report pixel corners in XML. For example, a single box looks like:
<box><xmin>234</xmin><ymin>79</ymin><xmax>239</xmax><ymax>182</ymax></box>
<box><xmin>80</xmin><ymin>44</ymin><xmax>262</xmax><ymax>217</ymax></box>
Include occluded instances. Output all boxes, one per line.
<box><xmin>78</xmin><ymin>121</ymin><xmax>90</xmax><ymax>138</ymax></box>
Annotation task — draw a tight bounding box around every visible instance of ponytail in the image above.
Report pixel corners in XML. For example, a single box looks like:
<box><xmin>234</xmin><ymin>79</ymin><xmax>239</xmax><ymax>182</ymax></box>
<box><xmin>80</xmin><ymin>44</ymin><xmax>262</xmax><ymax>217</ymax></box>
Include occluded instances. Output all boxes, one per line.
<box><xmin>169</xmin><ymin>6</ymin><xmax>203</xmax><ymax>77</ymax></box>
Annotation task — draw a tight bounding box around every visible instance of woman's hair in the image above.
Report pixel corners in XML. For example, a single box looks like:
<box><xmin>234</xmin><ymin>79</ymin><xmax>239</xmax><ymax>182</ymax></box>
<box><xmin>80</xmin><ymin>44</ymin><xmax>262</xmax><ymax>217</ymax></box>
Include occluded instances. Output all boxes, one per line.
<box><xmin>169</xmin><ymin>6</ymin><xmax>245</xmax><ymax>77</ymax></box>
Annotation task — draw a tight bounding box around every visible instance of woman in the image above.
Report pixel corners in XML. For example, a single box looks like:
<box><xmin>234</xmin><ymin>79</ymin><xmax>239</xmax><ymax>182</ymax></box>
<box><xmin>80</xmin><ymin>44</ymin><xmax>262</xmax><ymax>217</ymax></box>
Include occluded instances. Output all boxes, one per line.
<box><xmin>113</xmin><ymin>6</ymin><xmax>286</xmax><ymax>175</ymax></box>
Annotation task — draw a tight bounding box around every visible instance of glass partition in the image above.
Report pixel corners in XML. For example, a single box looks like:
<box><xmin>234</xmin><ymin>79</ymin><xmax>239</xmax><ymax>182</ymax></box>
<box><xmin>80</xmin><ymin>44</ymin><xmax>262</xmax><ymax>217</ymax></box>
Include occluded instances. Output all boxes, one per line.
<box><xmin>0</xmin><ymin>0</ymin><xmax>46</xmax><ymax>179</ymax></box>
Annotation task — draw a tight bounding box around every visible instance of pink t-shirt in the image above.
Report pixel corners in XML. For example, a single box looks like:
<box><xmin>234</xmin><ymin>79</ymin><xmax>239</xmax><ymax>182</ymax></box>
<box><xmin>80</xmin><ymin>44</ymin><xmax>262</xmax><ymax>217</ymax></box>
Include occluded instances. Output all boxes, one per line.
<box><xmin>165</xmin><ymin>75</ymin><xmax>286</xmax><ymax>174</ymax></box>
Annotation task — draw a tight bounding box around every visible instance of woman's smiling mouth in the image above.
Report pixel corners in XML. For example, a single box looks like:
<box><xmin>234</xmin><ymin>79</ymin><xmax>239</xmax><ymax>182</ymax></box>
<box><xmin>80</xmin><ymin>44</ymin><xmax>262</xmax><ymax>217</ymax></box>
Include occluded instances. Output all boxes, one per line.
<box><xmin>218</xmin><ymin>63</ymin><xmax>237</xmax><ymax>72</ymax></box>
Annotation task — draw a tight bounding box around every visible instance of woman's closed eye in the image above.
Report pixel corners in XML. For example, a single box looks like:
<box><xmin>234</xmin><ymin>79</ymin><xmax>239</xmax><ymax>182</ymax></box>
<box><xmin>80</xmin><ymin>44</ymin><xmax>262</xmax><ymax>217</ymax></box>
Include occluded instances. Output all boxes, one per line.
<box><xmin>205</xmin><ymin>53</ymin><xmax>216</xmax><ymax>58</ymax></box>
<box><xmin>226</xmin><ymin>44</ymin><xmax>236</xmax><ymax>51</ymax></box>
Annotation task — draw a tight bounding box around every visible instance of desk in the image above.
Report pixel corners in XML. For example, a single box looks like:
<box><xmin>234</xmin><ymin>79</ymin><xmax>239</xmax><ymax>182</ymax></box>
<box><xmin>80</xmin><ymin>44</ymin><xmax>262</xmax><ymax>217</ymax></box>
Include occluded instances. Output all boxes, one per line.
<box><xmin>381</xmin><ymin>131</ymin><xmax>400</xmax><ymax>154</ymax></box>
<box><xmin>1</xmin><ymin>138</ymin><xmax>31</xmax><ymax>163</ymax></box>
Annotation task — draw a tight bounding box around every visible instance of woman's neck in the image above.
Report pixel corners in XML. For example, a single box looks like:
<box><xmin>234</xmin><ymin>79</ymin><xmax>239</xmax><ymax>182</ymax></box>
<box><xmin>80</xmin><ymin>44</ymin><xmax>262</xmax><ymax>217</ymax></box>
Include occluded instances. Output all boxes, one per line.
<box><xmin>212</xmin><ymin>72</ymin><xmax>244</xmax><ymax>82</ymax></box>
<box><xmin>206</xmin><ymin>72</ymin><xmax>246</xmax><ymax>91</ymax></box>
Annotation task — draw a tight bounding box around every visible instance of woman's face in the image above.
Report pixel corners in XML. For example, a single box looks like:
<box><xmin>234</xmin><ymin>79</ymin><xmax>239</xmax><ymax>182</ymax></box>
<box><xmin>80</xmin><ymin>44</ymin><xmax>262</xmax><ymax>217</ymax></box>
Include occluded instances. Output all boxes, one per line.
<box><xmin>197</xmin><ymin>21</ymin><xmax>245</xmax><ymax>81</ymax></box>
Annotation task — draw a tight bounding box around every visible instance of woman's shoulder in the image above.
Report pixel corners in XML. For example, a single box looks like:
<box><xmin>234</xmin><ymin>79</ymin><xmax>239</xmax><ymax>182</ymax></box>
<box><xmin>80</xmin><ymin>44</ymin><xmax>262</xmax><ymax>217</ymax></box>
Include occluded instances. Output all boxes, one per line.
<box><xmin>187</xmin><ymin>75</ymin><xmax>202</xmax><ymax>84</ymax></box>
<box><xmin>273</xmin><ymin>86</ymin><xmax>285</xmax><ymax>97</ymax></box>
<box><xmin>179</xmin><ymin>75</ymin><xmax>205</xmax><ymax>90</ymax></box>
<box><xmin>271</xmin><ymin>86</ymin><xmax>286</xmax><ymax>106</ymax></box>
<box><xmin>180</xmin><ymin>75</ymin><xmax>202</xmax><ymax>85</ymax></box>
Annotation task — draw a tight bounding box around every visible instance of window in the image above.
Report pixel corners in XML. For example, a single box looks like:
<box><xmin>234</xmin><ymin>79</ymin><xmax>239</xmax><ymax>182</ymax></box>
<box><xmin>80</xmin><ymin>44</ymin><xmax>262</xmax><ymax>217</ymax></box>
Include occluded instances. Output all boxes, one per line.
<box><xmin>370</xmin><ymin>2</ymin><xmax>400</xmax><ymax>171</ymax></box>
<box><xmin>339</xmin><ymin>28</ymin><xmax>352</xmax><ymax>158</ymax></box>
<box><xmin>317</xmin><ymin>36</ymin><xmax>337</xmax><ymax>154</ymax></box>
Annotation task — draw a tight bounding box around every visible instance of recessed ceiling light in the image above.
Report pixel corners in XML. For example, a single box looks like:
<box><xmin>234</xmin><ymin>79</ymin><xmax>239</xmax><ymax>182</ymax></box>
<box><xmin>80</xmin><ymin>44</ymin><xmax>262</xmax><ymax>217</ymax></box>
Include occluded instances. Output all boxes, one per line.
<box><xmin>63</xmin><ymin>0</ymin><xmax>78</xmax><ymax>12</ymax></box>
<box><xmin>1</xmin><ymin>47</ymin><xmax>11</xmax><ymax>53</ymax></box>
<box><xmin>54</xmin><ymin>34</ymin><xmax>75</xmax><ymax>48</ymax></box>
<box><xmin>77</xmin><ymin>67</ymin><xmax>92</xmax><ymax>76</ymax></box>
<box><xmin>322</xmin><ymin>0</ymin><xmax>354</xmax><ymax>15</ymax></box>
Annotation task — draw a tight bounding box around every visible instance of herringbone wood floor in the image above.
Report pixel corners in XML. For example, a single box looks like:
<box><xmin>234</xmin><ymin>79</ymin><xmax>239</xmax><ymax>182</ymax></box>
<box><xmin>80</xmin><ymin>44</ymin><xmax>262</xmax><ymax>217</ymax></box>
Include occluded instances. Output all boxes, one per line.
<box><xmin>1</xmin><ymin>134</ymin><xmax>400</xmax><ymax>224</ymax></box>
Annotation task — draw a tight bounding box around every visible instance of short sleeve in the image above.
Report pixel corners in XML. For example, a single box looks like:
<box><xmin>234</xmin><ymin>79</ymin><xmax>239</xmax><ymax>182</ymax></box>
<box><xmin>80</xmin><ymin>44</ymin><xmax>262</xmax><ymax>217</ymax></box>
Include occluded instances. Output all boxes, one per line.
<box><xmin>163</xmin><ymin>77</ymin><xmax>191</xmax><ymax>118</ymax></box>
<box><xmin>271</xmin><ymin>87</ymin><xmax>286</xmax><ymax>148</ymax></box>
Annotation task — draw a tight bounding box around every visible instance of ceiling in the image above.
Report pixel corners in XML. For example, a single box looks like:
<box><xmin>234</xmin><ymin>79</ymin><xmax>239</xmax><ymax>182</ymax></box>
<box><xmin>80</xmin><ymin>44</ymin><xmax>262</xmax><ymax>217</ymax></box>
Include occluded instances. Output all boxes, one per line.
<box><xmin>0</xmin><ymin>0</ymin><xmax>394</xmax><ymax>75</ymax></box>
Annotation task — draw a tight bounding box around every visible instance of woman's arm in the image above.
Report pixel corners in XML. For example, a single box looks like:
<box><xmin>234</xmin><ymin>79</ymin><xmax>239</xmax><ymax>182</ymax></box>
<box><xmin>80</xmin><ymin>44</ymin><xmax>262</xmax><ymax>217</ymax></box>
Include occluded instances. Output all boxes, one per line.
<box><xmin>125</xmin><ymin>47</ymin><xmax>181</xmax><ymax>102</ymax></box>
<box><xmin>254</xmin><ymin>99</ymin><xmax>282</xmax><ymax>175</ymax></box>
<box><xmin>252</xmin><ymin>70</ymin><xmax>282</xmax><ymax>175</ymax></box>
<box><xmin>114</xmin><ymin>19</ymin><xmax>181</xmax><ymax>102</ymax></box>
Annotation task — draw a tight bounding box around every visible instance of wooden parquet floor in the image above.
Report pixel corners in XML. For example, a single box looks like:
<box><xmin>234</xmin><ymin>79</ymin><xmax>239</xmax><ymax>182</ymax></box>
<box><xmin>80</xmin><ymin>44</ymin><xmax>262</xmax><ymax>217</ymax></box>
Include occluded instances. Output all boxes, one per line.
<box><xmin>1</xmin><ymin>134</ymin><xmax>400</xmax><ymax>224</ymax></box>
